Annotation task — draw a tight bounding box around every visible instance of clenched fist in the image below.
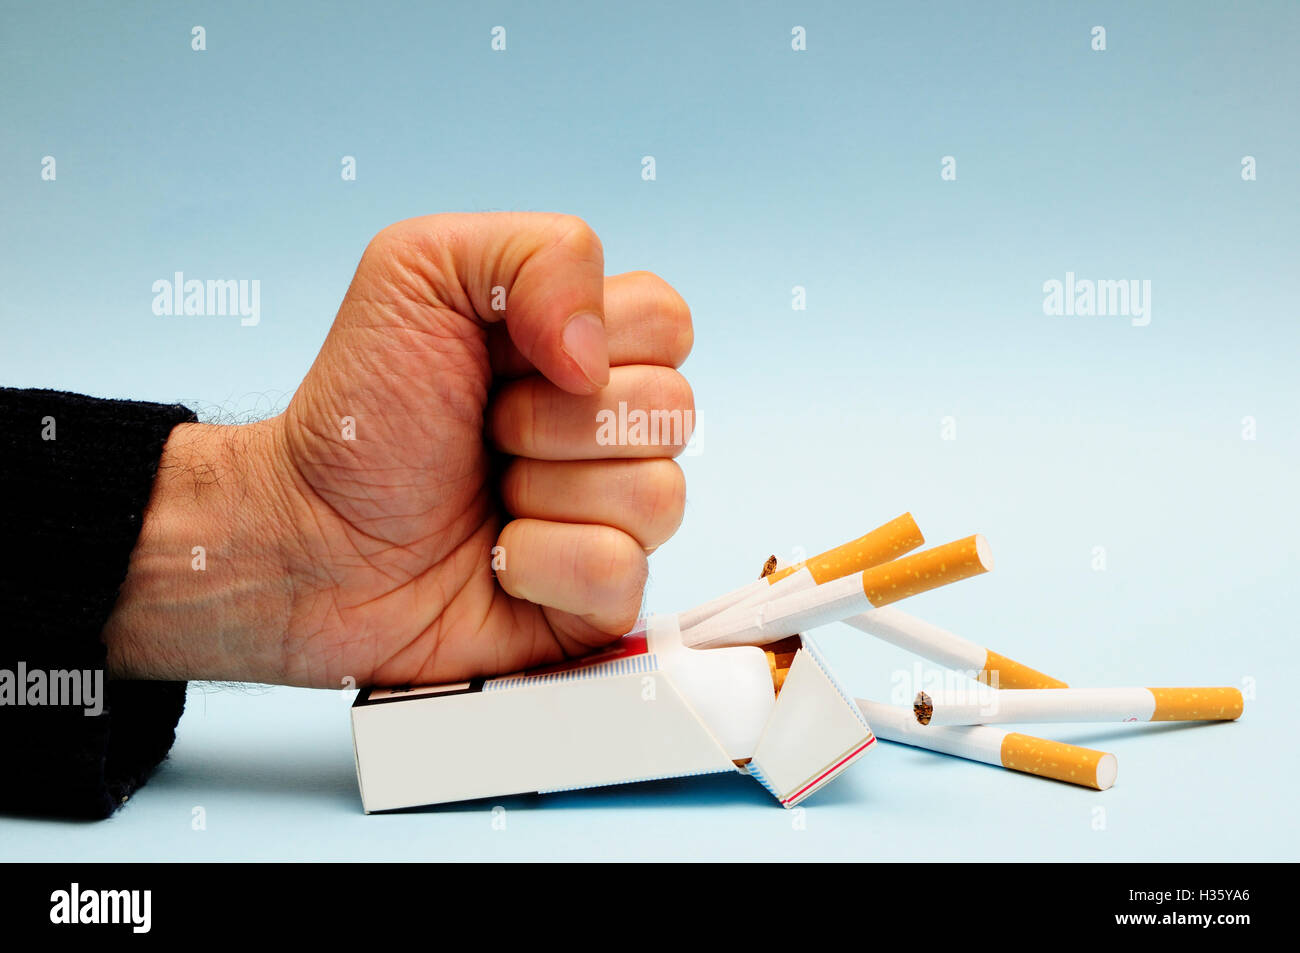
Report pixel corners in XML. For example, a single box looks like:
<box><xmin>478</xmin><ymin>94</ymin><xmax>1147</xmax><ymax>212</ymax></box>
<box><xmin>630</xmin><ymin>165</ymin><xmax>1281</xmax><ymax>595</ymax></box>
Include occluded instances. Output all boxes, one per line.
<box><xmin>104</xmin><ymin>214</ymin><xmax>694</xmax><ymax>688</ymax></box>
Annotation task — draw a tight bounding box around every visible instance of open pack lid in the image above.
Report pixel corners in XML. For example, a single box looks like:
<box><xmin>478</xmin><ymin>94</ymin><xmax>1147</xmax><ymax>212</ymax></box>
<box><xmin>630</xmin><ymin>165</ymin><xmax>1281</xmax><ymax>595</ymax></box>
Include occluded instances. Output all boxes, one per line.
<box><xmin>747</xmin><ymin>638</ymin><xmax>876</xmax><ymax>807</ymax></box>
<box><xmin>649</xmin><ymin>615</ymin><xmax>875</xmax><ymax>808</ymax></box>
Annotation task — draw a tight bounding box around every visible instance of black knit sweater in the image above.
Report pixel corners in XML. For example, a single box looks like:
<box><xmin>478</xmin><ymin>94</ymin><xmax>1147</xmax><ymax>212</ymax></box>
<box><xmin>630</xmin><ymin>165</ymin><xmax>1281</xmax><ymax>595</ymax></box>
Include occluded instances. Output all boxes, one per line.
<box><xmin>0</xmin><ymin>387</ymin><xmax>191</xmax><ymax>818</ymax></box>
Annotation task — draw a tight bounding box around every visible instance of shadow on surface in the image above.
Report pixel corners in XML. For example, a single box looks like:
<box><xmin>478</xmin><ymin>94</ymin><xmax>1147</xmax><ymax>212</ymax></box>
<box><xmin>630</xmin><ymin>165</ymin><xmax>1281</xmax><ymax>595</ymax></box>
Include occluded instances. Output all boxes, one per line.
<box><xmin>385</xmin><ymin>769</ymin><xmax>826</xmax><ymax>815</ymax></box>
<box><xmin>155</xmin><ymin>743</ymin><xmax>873</xmax><ymax>816</ymax></box>
<box><xmin>1051</xmin><ymin>721</ymin><xmax>1235</xmax><ymax>747</ymax></box>
<box><xmin>148</xmin><ymin>742</ymin><xmax>360</xmax><ymax>810</ymax></box>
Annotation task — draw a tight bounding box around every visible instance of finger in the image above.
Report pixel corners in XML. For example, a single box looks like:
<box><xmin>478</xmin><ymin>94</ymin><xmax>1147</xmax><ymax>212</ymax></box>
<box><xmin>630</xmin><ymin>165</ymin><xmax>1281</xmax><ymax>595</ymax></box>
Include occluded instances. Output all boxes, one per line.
<box><xmin>501</xmin><ymin>459</ymin><xmax>686</xmax><ymax>550</ymax></box>
<box><xmin>488</xmin><ymin>271</ymin><xmax>693</xmax><ymax>377</ymax></box>
<box><xmin>488</xmin><ymin>364</ymin><xmax>694</xmax><ymax>460</ymax></box>
<box><xmin>495</xmin><ymin>518</ymin><xmax>647</xmax><ymax>634</ymax></box>
<box><xmin>362</xmin><ymin>212</ymin><xmax>610</xmax><ymax>395</ymax></box>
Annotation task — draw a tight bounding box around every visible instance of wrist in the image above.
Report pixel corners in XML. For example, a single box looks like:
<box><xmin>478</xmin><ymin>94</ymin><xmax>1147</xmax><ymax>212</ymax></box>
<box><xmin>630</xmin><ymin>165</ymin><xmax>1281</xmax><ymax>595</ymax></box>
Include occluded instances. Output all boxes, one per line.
<box><xmin>103</xmin><ymin>418</ymin><xmax>303</xmax><ymax>683</ymax></box>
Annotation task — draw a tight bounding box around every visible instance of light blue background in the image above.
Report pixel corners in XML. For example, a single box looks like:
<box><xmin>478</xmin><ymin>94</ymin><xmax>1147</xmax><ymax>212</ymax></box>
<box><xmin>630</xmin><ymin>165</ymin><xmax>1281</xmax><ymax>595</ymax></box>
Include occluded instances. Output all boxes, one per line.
<box><xmin>2</xmin><ymin>1</ymin><xmax>1296</xmax><ymax>860</ymax></box>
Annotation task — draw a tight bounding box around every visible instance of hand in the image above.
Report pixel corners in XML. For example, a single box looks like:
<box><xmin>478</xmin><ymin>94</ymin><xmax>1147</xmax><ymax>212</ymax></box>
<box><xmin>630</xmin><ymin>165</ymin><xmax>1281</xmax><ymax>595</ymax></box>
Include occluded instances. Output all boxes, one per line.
<box><xmin>104</xmin><ymin>213</ymin><xmax>694</xmax><ymax>688</ymax></box>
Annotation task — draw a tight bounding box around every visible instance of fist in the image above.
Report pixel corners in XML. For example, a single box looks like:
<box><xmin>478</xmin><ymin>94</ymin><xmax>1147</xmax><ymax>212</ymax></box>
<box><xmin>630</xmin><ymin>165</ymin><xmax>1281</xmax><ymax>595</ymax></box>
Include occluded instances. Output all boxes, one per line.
<box><xmin>107</xmin><ymin>214</ymin><xmax>694</xmax><ymax>689</ymax></box>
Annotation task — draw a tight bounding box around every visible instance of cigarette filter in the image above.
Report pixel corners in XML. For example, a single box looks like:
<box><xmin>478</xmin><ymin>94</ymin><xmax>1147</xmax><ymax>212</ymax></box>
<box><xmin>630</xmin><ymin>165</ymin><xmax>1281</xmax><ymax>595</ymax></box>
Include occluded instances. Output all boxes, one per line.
<box><xmin>914</xmin><ymin>686</ymin><xmax>1245</xmax><ymax>726</ymax></box>
<box><xmin>766</xmin><ymin>513</ymin><xmax>924</xmax><ymax>585</ymax></box>
<box><xmin>857</xmin><ymin>698</ymin><xmax>1117</xmax><ymax>790</ymax></box>
<box><xmin>845</xmin><ymin>605</ymin><xmax>1067</xmax><ymax>689</ymax></box>
<box><xmin>675</xmin><ymin>513</ymin><xmax>924</xmax><ymax>631</ymax></box>
<box><xmin>686</xmin><ymin>534</ymin><xmax>992</xmax><ymax>649</ymax></box>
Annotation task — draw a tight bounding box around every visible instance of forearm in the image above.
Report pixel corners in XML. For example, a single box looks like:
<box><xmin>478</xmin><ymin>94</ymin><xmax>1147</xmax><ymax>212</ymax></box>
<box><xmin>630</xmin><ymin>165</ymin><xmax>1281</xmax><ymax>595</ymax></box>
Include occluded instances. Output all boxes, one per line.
<box><xmin>103</xmin><ymin>419</ymin><xmax>300</xmax><ymax>684</ymax></box>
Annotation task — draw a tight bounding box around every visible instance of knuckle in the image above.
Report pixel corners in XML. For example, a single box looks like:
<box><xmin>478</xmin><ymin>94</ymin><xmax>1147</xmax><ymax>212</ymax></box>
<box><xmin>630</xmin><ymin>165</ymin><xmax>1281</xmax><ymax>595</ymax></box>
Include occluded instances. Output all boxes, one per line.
<box><xmin>366</xmin><ymin>218</ymin><xmax>420</xmax><ymax>258</ymax></box>
<box><xmin>631</xmin><ymin>272</ymin><xmax>694</xmax><ymax>364</ymax></box>
<box><xmin>666</xmin><ymin>299</ymin><xmax>694</xmax><ymax>363</ymax></box>
<box><xmin>667</xmin><ymin>293</ymin><xmax>694</xmax><ymax>364</ymax></box>
<box><xmin>654</xmin><ymin>366</ymin><xmax>694</xmax><ymax>415</ymax></box>
<box><xmin>631</xmin><ymin>367</ymin><xmax>694</xmax><ymax>457</ymax></box>
<box><xmin>359</xmin><ymin>219</ymin><xmax>438</xmax><ymax>291</ymax></box>
<box><xmin>661</xmin><ymin>460</ymin><xmax>688</xmax><ymax>518</ymax></box>
<box><xmin>549</xmin><ymin>214</ymin><xmax>603</xmax><ymax>264</ymax></box>
<box><xmin>609</xmin><ymin>549</ymin><xmax>650</xmax><ymax>624</ymax></box>
<box><xmin>624</xmin><ymin>269</ymin><xmax>665</xmax><ymax>288</ymax></box>
<box><xmin>639</xmin><ymin>460</ymin><xmax>686</xmax><ymax>542</ymax></box>
<box><xmin>583</xmin><ymin>529</ymin><xmax>647</xmax><ymax>603</ymax></box>
<box><xmin>360</xmin><ymin>224</ymin><xmax>400</xmax><ymax>266</ymax></box>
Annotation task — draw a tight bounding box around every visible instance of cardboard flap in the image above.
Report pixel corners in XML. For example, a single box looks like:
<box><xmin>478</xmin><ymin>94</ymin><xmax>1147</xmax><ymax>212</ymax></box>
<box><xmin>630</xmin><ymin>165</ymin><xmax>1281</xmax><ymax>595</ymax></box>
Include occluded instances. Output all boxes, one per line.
<box><xmin>748</xmin><ymin>641</ymin><xmax>875</xmax><ymax>808</ymax></box>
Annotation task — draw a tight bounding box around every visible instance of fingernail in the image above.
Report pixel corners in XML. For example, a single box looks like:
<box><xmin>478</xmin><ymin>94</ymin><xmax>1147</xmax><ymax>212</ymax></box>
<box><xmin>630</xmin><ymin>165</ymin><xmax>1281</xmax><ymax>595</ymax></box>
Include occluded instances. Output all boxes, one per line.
<box><xmin>561</xmin><ymin>311</ymin><xmax>609</xmax><ymax>389</ymax></box>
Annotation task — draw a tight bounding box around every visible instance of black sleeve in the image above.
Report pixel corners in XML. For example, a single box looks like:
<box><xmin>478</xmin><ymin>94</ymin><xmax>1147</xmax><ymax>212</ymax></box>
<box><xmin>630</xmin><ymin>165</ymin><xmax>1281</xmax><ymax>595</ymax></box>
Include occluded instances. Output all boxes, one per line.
<box><xmin>0</xmin><ymin>387</ymin><xmax>194</xmax><ymax>819</ymax></box>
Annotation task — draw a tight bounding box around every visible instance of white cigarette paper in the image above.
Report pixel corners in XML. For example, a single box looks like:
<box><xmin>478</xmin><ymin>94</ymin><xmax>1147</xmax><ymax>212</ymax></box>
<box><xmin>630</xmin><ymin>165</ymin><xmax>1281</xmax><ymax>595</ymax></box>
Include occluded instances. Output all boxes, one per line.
<box><xmin>686</xmin><ymin>535</ymin><xmax>992</xmax><ymax>649</ymax></box>
<box><xmin>681</xmin><ymin>564</ymin><xmax>811</xmax><ymax>640</ymax></box>
<box><xmin>914</xmin><ymin>686</ymin><xmax>1245</xmax><ymax>726</ymax></box>
<box><xmin>674</xmin><ymin>513</ymin><xmax>924</xmax><ymax>631</ymax></box>
<box><xmin>856</xmin><ymin>698</ymin><xmax>1117</xmax><ymax>790</ymax></box>
<box><xmin>688</xmin><ymin>572</ymin><xmax>865</xmax><ymax>649</ymax></box>
<box><xmin>845</xmin><ymin>606</ymin><xmax>1068</xmax><ymax>689</ymax></box>
<box><xmin>674</xmin><ymin>583</ymin><xmax>763</xmax><ymax>633</ymax></box>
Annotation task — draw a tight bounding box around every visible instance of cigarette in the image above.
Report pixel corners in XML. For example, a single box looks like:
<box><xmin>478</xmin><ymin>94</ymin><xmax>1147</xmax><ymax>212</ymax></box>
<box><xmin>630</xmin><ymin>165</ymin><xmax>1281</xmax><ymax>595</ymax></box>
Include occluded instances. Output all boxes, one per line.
<box><xmin>767</xmin><ymin>512</ymin><xmax>925</xmax><ymax>586</ymax></box>
<box><xmin>913</xmin><ymin>686</ymin><xmax>1245</xmax><ymax>726</ymax></box>
<box><xmin>845</xmin><ymin>605</ymin><xmax>1068</xmax><ymax>689</ymax></box>
<box><xmin>856</xmin><ymin>698</ymin><xmax>1117</xmax><ymax>790</ymax></box>
<box><xmin>686</xmin><ymin>534</ymin><xmax>993</xmax><ymax>649</ymax></box>
<box><xmin>675</xmin><ymin>513</ymin><xmax>924</xmax><ymax>631</ymax></box>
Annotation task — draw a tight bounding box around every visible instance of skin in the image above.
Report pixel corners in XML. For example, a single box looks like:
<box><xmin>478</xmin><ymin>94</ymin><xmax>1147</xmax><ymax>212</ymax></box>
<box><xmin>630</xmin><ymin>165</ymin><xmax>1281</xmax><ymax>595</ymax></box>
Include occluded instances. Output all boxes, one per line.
<box><xmin>102</xmin><ymin>213</ymin><xmax>694</xmax><ymax>688</ymax></box>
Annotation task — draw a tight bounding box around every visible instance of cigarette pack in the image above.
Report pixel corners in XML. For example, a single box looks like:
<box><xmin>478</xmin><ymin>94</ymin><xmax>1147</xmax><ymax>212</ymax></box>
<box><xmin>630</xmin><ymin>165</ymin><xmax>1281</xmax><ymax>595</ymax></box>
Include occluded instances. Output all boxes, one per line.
<box><xmin>350</xmin><ymin>614</ymin><xmax>875</xmax><ymax>812</ymax></box>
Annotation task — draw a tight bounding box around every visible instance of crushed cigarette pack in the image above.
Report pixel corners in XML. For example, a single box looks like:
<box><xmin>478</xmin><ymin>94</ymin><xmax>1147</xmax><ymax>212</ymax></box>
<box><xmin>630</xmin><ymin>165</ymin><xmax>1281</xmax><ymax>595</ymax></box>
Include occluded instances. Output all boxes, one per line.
<box><xmin>350</xmin><ymin>613</ymin><xmax>875</xmax><ymax>812</ymax></box>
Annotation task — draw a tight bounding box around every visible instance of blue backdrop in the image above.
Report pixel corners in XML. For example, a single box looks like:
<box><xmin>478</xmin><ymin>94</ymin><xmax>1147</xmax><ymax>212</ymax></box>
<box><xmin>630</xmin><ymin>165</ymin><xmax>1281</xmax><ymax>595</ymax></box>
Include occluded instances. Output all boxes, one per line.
<box><xmin>2</xmin><ymin>1</ymin><xmax>1296</xmax><ymax>860</ymax></box>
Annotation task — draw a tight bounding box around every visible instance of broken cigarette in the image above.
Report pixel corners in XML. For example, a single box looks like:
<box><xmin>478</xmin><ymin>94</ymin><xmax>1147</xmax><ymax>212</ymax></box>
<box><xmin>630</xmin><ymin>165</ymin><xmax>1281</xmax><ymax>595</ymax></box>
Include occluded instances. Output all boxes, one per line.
<box><xmin>675</xmin><ymin>513</ymin><xmax>925</xmax><ymax>631</ymax></box>
<box><xmin>856</xmin><ymin>698</ymin><xmax>1117</xmax><ymax>790</ymax></box>
<box><xmin>686</xmin><ymin>534</ymin><xmax>993</xmax><ymax>649</ymax></box>
<box><xmin>846</xmin><ymin>605</ymin><xmax>1067</xmax><ymax>689</ymax></box>
<box><xmin>913</xmin><ymin>686</ymin><xmax>1245</xmax><ymax>726</ymax></box>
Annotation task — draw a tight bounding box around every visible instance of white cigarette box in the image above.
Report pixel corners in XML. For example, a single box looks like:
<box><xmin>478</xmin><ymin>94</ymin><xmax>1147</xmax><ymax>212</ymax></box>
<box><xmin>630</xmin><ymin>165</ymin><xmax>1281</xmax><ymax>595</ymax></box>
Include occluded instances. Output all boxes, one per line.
<box><xmin>350</xmin><ymin>613</ymin><xmax>875</xmax><ymax>812</ymax></box>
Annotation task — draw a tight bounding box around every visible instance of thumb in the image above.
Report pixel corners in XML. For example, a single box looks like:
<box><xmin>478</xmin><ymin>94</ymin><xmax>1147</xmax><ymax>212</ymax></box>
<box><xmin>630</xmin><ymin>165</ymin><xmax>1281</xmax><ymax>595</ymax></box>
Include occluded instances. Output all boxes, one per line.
<box><xmin>406</xmin><ymin>212</ymin><xmax>610</xmax><ymax>394</ymax></box>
